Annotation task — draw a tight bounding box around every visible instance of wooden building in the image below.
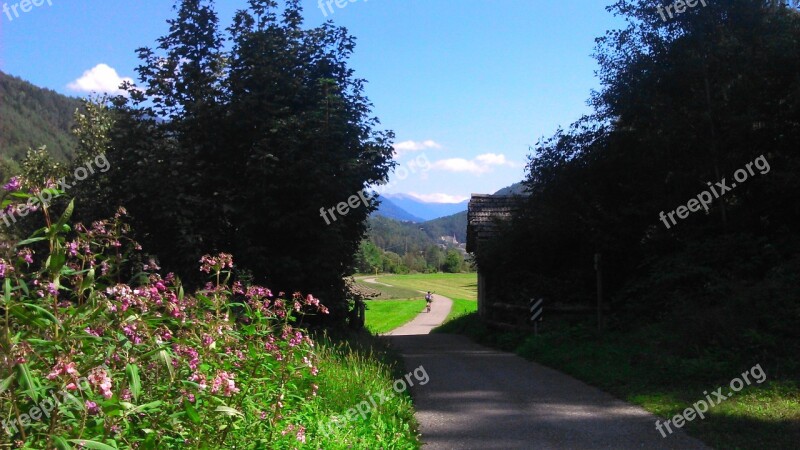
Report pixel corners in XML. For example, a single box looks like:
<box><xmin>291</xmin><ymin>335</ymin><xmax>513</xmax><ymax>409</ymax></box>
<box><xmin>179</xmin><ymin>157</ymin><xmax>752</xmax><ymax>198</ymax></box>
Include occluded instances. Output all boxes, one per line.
<box><xmin>466</xmin><ymin>194</ymin><xmax>520</xmax><ymax>320</ymax></box>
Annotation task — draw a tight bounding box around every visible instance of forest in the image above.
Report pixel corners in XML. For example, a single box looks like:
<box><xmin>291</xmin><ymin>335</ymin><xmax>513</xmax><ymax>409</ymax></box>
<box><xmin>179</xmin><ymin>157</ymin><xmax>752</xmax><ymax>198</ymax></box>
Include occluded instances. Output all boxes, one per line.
<box><xmin>479</xmin><ymin>0</ymin><xmax>800</xmax><ymax>376</ymax></box>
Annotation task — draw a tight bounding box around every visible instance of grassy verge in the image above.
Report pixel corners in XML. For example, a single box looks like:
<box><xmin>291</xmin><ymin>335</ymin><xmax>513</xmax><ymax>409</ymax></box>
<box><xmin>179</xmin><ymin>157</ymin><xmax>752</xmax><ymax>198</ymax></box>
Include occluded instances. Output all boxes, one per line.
<box><xmin>435</xmin><ymin>313</ymin><xmax>800</xmax><ymax>450</ymax></box>
<box><xmin>365</xmin><ymin>299</ymin><xmax>427</xmax><ymax>334</ymax></box>
<box><xmin>308</xmin><ymin>329</ymin><xmax>420</xmax><ymax>449</ymax></box>
<box><xmin>443</xmin><ymin>298</ymin><xmax>478</xmax><ymax>323</ymax></box>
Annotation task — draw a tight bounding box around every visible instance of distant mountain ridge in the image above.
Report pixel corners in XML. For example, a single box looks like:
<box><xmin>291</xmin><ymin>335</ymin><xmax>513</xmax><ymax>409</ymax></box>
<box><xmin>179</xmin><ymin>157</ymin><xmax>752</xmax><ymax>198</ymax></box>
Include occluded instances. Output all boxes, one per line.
<box><xmin>381</xmin><ymin>193</ymin><xmax>468</xmax><ymax>221</ymax></box>
<box><xmin>493</xmin><ymin>182</ymin><xmax>527</xmax><ymax>196</ymax></box>
<box><xmin>374</xmin><ymin>195</ymin><xmax>424</xmax><ymax>222</ymax></box>
<box><xmin>0</xmin><ymin>71</ymin><xmax>81</xmax><ymax>163</ymax></box>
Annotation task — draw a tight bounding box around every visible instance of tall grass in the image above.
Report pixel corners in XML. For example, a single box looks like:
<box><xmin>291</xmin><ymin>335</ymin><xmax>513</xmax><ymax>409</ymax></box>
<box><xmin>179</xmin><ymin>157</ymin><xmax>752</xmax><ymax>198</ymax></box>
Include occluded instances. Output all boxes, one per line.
<box><xmin>306</xmin><ymin>331</ymin><xmax>420</xmax><ymax>449</ymax></box>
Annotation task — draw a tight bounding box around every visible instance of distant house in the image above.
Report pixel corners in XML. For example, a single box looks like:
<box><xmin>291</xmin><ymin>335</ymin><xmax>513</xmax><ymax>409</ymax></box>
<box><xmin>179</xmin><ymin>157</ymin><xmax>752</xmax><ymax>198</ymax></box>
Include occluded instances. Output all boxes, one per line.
<box><xmin>466</xmin><ymin>194</ymin><xmax>520</xmax><ymax>319</ymax></box>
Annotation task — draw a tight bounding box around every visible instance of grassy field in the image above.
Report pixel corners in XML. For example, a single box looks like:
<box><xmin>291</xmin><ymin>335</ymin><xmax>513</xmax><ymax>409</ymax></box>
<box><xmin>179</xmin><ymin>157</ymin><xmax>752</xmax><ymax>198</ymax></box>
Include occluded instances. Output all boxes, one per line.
<box><xmin>368</xmin><ymin>273</ymin><xmax>478</xmax><ymax>301</ymax></box>
<box><xmin>355</xmin><ymin>273</ymin><xmax>478</xmax><ymax>333</ymax></box>
<box><xmin>436</xmin><ymin>314</ymin><xmax>800</xmax><ymax>450</ymax></box>
<box><xmin>365</xmin><ymin>299</ymin><xmax>427</xmax><ymax>334</ymax></box>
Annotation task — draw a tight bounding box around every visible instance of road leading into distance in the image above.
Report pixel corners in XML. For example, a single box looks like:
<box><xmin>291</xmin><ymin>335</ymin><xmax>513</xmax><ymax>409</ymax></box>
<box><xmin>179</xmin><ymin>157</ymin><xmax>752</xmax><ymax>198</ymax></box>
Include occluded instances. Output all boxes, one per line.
<box><xmin>386</xmin><ymin>294</ymin><xmax>710</xmax><ymax>450</ymax></box>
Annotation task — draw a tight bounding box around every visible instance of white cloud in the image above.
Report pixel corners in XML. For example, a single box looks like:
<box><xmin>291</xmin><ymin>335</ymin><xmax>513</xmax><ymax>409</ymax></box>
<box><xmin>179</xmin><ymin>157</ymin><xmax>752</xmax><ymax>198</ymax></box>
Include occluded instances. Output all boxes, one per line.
<box><xmin>68</xmin><ymin>64</ymin><xmax>134</xmax><ymax>96</ymax></box>
<box><xmin>431</xmin><ymin>152</ymin><xmax>516</xmax><ymax>175</ymax></box>
<box><xmin>432</xmin><ymin>158</ymin><xmax>486</xmax><ymax>174</ymax></box>
<box><xmin>393</xmin><ymin>139</ymin><xmax>442</xmax><ymax>156</ymax></box>
<box><xmin>407</xmin><ymin>192</ymin><xmax>470</xmax><ymax>204</ymax></box>
<box><xmin>475</xmin><ymin>153</ymin><xmax>509</xmax><ymax>165</ymax></box>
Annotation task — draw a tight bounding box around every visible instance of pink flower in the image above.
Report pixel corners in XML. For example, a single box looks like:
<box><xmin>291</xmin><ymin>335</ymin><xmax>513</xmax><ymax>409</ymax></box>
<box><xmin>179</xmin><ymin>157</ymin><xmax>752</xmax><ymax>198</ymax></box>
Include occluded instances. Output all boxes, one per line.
<box><xmin>85</xmin><ymin>400</ymin><xmax>100</xmax><ymax>415</ymax></box>
<box><xmin>199</xmin><ymin>253</ymin><xmax>234</xmax><ymax>273</ymax></box>
<box><xmin>210</xmin><ymin>371</ymin><xmax>239</xmax><ymax>397</ymax></box>
<box><xmin>17</xmin><ymin>248</ymin><xmax>33</xmax><ymax>264</ymax></box>
<box><xmin>0</xmin><ymin>260</ymin><xmax>12</xmax><ymax>279</ymax></box>
<box><xmin>47</xmin><ymin>360</ymin><xmax>81</xmax><ymax>381</ymax></box>
<box><xmin>88</xmin><ymin>367</ymin><xmax>113</xmax><ymax>399</ymax></box>
<box><xmin>3</xmin><ymin>177</ymin><xmax>21</xmax><ymax>191</ymax></box>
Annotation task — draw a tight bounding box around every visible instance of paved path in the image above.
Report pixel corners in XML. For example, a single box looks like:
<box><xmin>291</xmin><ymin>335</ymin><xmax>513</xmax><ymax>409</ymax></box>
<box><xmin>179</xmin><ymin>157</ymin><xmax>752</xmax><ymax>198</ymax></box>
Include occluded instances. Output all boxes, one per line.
<box><xmin>362</xmin><ymin>277</ymin><xmax>395</xmax><ymax>287</ymax></box>
<box><xmin>386</xmin><ymin>293</ymin><xmax>453</xmax><ymax>336</ymax></box>
<box><xmin>385</xmin><ymin>295</ymin><xmax>710</xmax><ymax>450</ymax></box>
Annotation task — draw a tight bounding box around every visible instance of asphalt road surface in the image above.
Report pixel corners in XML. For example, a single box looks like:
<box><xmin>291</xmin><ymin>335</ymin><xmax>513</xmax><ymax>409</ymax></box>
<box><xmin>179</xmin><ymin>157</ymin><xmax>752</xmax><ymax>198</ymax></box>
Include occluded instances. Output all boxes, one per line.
<box><xmin>386</xmin><ymin>294</ymin><xmax>710</xmax><ymax>450</ymax></box>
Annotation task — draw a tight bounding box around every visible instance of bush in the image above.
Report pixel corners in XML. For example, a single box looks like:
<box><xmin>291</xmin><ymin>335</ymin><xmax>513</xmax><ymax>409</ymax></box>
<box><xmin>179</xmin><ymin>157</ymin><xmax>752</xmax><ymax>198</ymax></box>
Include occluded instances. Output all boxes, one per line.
<box><xmin>0</xmin><ymin>188</ymin><xmax>330</xmax><ymax>449</ymax></box>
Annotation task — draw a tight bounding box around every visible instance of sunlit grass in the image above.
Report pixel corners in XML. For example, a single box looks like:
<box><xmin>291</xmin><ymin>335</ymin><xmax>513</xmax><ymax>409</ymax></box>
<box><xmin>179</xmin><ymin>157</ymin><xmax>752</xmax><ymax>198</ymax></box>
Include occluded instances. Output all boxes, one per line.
<box><xmin>371</xmin><ymin>273</ymin><xmax>477</xmax><ymax>301</ymax></box>
<box><xmin>365</xmin><ymin>299</ymin><xmax>427</xmax><ymax>334</ymax></box>
<box><xmin>308</xmin><ymin>333</ymin><xmax>420</xmax><ymax>448</ymax></box>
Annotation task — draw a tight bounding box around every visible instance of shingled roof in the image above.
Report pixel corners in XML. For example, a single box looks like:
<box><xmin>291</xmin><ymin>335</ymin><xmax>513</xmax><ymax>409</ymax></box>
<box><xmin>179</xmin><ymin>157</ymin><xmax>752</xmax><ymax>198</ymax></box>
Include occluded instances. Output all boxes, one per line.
<box><xmin>466</xmin><ymin>194</ymin><xmax>521</xmax><ymax>253</ymax></box>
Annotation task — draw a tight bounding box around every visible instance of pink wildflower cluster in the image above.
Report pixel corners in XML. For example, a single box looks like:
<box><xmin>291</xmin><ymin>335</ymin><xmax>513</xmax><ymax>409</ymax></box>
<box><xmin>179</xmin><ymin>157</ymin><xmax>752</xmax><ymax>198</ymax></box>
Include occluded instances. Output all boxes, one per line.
<box><xmin>88</xmin><ymin>367</ymin><xmax>114</xmax><ymax>399</ymax></box>
<box><xmin>47</xmin><ymin>360</ymin><xmax>81</xmax><ymax>388</ymax></box>
<box><xmin>3</xmin><ymin>176</ymin><xmax>21</xmax><ymax>192</ymax></box>
<box><xmin>210</xmin><ymin>370</ymin><xmax>240</xmax><ymax>397</ymax></box>
<box><xmin>282</xmin><ymin>424</ymin><xmax>307</xmax><ymax>444</ymax></box>
<box><xmin>0</xmin><ymin>258</ymin><xmax>13</xmax><ymax>279</ymax></box>
<box><xmin>199</xmin><ymin>253</ymin><xmax>234</xmax><ymax>273</ymax></box>
<box><xmin>174</xmin><ymin>344</ymin><xmax>201</xmax><ymax>370</ymax></box>
<box><xmin>104</xmin><ymin>274</ymin><xmax>191</xmax><ymax>321</ymax></box>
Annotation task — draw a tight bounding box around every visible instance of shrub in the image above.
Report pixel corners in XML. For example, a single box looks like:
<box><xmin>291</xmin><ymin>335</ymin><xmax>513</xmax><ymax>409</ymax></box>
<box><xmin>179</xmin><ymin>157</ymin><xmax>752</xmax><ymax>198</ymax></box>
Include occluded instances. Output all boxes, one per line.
<box><xmin>0</xmin><ymin>186</ymin><xmax>328</xmax><ymax>449</ymax></box>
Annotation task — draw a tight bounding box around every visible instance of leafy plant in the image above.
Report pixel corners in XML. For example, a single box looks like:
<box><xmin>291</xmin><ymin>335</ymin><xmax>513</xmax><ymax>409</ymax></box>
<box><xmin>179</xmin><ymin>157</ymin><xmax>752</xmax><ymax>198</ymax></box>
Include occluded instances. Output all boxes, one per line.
<box><xmin>0</xmin><ymin>186</ymin><xmax>328</xmax><ymax>449</ymax></box>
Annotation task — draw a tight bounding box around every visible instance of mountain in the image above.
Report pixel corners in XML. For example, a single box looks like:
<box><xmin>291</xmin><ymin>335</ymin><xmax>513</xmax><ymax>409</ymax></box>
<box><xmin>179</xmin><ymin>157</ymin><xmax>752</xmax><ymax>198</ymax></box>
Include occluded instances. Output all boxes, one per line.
<box><xmin>0</xmin><ymin>71</ymin><xmax>81</xmax><ymax>163</ymax></box>
<box><xmin>493</xmin><ymin>182</ymin><xmax>527</xmax><ymax>196</ymax></box>
<box><xmin>374</xmin><ymin>195</ymin><xmax>424</xmax><ymax>222</ymax></box>
<box><xmin>422</xmin><ymin>211</ymin><xmax>467</xmax><ymax>243</ymax></box>
<box><xmin>382</xmin><ymin>193</ymin><xmax>468</xmax><ymax>221</ymax></box>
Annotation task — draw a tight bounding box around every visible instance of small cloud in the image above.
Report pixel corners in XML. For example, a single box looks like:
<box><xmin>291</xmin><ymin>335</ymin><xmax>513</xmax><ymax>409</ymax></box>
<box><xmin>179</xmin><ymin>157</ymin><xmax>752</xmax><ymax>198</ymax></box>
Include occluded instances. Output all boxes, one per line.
<box><xmin>475</xmin><ymin>153</ymin><xmax>510</xmax><ymax>165</ymax></box>
<box><xmin>431</xmin><ymin>152</ymin><xmax>516</xmax><ymax>175</ymax></box>
<box><xmin>68</xmin><ymin>64</ymin><xmax>134</xmax><ymax>96</ymax></box>
<box><xmin>432</xmin><ymin>158</ymin><xmax>487</xmax><ymax>174</ymax></box>
<box><xmin>393</xmin><ymin>140</ymin><xmax>442</xmax><ymax>156</ymax></box>
<box><xmin>407</xmin><ymin>192</ymin><xmax>470</xmax><ymax>204</ymax></box>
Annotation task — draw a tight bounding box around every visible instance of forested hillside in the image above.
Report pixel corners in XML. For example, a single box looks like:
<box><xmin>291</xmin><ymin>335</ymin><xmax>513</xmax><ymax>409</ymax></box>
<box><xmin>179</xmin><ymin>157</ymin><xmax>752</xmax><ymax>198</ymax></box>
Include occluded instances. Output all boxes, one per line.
<box><xmin>357</xmin><ymin>212</ymin><xmax>470</xmax><ymax>274</ymax></box>
<box><xmin>0</xmin><ymin>71</ymin><xmax>80</xmax><ymax>164</ymax></box>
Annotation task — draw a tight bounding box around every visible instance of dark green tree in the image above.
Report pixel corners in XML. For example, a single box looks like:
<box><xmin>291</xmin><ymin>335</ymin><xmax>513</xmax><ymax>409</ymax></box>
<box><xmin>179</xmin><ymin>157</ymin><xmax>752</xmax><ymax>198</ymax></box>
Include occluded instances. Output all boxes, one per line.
<box><xmin>481</xmin><ymin>0</ymin><xmax>800</xmax><ymax>361</ymax></box>
<box><xmin>90</xmin><ymin>0</ymin><xmax>394</xmax><ymax>324</ymax></box>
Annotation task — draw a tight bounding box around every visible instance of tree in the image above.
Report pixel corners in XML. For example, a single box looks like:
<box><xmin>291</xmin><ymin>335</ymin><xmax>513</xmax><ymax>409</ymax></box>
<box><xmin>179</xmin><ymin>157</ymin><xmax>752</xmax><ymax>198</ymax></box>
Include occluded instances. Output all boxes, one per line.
<box><xmin>354</xmin><ymin>240</ymin><xmax>382</xmax><ymax>273</ymax></box>
<box><xmin>479</xmin><ymin>0</ymin><xmax>800</xmax><ymax>361</ymax></box>
<box><xmin>90</xmin><ymin>0</ymin><xmax>394</xmax><ymax>324</ymax></box>
<box><xmin>443</xmin><ymin>249</ymin><xmax>463</xmax><ymax>273</ymax></box>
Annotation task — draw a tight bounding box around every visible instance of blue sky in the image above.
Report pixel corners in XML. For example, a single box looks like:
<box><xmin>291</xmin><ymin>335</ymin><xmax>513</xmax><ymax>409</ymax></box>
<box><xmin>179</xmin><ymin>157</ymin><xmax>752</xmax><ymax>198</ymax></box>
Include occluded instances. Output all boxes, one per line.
<box><xmin>0</xmin><ymin>0</ymin><xmax>622</xmax><ymax>203</ymax></box>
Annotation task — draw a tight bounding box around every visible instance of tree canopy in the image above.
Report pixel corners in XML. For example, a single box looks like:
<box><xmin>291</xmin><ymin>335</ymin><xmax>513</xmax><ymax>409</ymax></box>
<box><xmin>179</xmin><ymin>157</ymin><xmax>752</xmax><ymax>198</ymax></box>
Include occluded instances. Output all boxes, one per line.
<box><xmin>480</xmin><ymin>0</ymin><xmax>800</xmax><ymax>363</ymax></box>
<box><xmin>80</xmin><ymin>0</ymin><xmax>395</xmax><ymax>323</ymax></box>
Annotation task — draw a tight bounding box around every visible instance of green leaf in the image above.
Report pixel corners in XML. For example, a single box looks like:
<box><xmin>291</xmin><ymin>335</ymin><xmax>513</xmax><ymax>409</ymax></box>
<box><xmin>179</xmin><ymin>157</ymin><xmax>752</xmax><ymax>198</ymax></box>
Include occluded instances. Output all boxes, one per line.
<box><xmin>215</xmin><ymin>405</ymin><xmax>243</xmax><ymax>417</ymax></box>
<box><xmin>80</xmin><ymin>268</ymin><xmax>96</xmax><ymax>293</ymax></box>
<box><xmin>158</xmin><ymin>349</ymin><xmax>175</xmax><ymax>381</ymax></box>
<box><xmin>3</xmin><ymin>278</ymin><xmax>10</xmax><ymax>306</ymax></box>
<box><xmin>57</xmin><ymin>198</ymin><xmax>75</xmax><ymax>227</ymax></box>
<box><xmin>0</xmin><ymin>373</ymin><xmax>15</xmax><ymax>394</ymax></box>
<box><xmin>67</xmin><ymin>440</ymin><xmax>116</xmax><ymax>450</ymax></box>
<box><xmin>126</xmin><ymin>364</ymin><xmax>141</xmax><ymax>401</ymax></box>
<box><xmin>15</xmin><ymin>236</ymin><xmax>47</xmax><ymax>246</ymax></box>
<box><xmin>49</xmin><ymin>253</ymin><xmax>66</xmax><ymax>275</ymax></box>
<box><xmin>185</xmin><ymin>402</ymin><xmax>202</xmax><ymax>424</ymax></box>
<box><xmin>52</xmin><ymin>437</ymin><xmax>73</xmax><ymax>450</ymax></box>
<box><xmin>17</xmin><ymin>363</ymin><xmax>39</xmax><ymax>402</ymax></box>
<box><xmin>22</xmin><ymin>302</ymin><xmax>61</xmax><ymax>326</ymax></box>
